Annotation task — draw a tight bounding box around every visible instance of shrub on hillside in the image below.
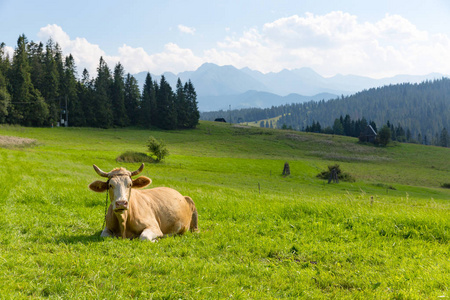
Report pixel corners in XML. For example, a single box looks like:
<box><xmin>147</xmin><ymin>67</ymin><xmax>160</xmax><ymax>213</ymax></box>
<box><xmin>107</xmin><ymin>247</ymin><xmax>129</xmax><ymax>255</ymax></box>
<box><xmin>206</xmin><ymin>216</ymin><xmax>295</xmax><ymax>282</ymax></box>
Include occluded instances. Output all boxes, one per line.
<box><xmin>441</xmin><ymin>183</ymin><xmax>450</xmax><ymax>189</ymax></box>
<box><xmin>317</xmin><ymin>164</ymin><xmax>355</xmax><ymax>182</ymax></box>
<box><xmin>116</xmin><ymin>151</ymin><xmax>154</xmax><ymax>163</ymax></box>
<box><xmin>147</xmin><ymin>136</ymin><xmax>169</xmax><ymax>162</ymax></box>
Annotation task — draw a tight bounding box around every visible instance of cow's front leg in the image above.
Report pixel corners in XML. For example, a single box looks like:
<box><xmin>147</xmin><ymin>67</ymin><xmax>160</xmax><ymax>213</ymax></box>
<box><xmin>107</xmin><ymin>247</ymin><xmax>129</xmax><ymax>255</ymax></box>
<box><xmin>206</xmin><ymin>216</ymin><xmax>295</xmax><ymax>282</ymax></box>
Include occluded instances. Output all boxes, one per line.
<box><xmin>140</xmin><ymin>227</ymin><xmax>163</xmax><ymax>242</ymax></box>
<box><xmin>100</xmin><ymin>227</ymin><xmax>114</xmax><ymax>238</ymax></box>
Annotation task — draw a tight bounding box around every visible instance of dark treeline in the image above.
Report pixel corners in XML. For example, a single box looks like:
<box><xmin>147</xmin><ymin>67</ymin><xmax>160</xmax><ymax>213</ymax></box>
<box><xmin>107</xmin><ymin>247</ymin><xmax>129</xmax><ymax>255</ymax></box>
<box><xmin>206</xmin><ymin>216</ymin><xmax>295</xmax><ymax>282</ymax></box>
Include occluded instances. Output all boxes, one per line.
<box><xmin>301</xmin><ymin>115</ymin><xmax>448</xmax><ymax>146</ymax></box>
<box><xmin>0</xmin><ymin>35</ymin><xmax>199</xmax><ymax>129</ymax></box>
<box><xmin>201</xmin><ymin>78</ymin><xmax>450</xmax><ymax>147</ymax></box>
<box><xmin>304</xmin><ymin>115</ymin><xmax>377</xmax><ymax>137</ymax></box>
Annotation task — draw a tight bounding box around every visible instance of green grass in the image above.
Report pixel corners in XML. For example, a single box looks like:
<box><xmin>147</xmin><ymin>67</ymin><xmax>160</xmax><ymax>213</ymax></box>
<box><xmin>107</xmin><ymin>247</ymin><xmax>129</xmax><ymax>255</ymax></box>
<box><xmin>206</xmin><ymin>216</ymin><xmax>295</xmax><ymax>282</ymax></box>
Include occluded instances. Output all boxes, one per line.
<box><xmin>245</xmin><ymin>114</ymin><xmax>282</xmax><ymax>129</ymax></box>
<box><xmin>0</xmin><ymin>122</ymin><xmax>449</xmax><ymax>298</ymax></box>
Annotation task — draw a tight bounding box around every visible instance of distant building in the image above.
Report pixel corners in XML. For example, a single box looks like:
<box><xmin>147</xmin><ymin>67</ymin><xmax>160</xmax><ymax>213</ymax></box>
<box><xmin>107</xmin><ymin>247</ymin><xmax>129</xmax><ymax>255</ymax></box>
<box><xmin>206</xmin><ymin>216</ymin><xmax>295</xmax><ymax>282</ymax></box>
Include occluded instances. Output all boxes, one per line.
<box><xmin>214</xmin><ymin>118</ymin><xmax>227</xmax><ymax>123</ymax></box>
<box><xmin>359</xmin><ymin>125</ymin><xmax>377</xmax><ymax>143</ymax></box>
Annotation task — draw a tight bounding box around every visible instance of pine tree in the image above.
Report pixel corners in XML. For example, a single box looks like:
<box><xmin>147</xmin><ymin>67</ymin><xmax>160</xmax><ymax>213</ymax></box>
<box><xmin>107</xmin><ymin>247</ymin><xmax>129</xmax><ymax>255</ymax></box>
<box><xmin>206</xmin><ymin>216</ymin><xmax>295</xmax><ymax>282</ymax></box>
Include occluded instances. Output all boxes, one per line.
<box><xmin>175</xmin><ymin>78</ymin><xmax>188</xmax><ymax>128</ymax></box>
<box><xmin>0</xmin><ymin>44</ymin><xmax>11</xmax><ymax>123</ymax></box>
<box><xmin>28</xmin><ymin>41</ymin><xmax>44</xmax><ymax>94</ymax></box>
<box><xmin>140</xmin><ymin>72</ymin><xmax>156</xmax><ymax>127</ymax></box>
<box><xmin>93</xmin><ymin>57</ymin><xmax>113</xmax><ymax>128</ymax></box>
<box><xmin>184</xmin><ymin>80</ymin><xmax>199</xmax><ymax>128</ymax></box>
<box><xmin>124</xmin><ymin>73</ymin><xmax>141</xmax><ymax>126</ymax></box>
<box><xmin>378</xmin><ymin>125</ymin><xmax>391</xmax><ymax>146</ymax></box>
<box><xmin>111</xmin><ymin>62</ymin><xmax>128</xmax><ymax>127</ymax></box>
<box><xmin>333</xmin><ymin>118</ymin><xmax>344</xmax><ymax>135</ymax></box>
<box><xmin>78</xmin><ymin>68</ymin><xmax>95</xmax><ymax>126</ymax></box>
<box><xmin>63</xmin><ymin>55</ymin><xmax>83</xmax><ymax>126</ymax></box>
<box><xmin>156</xmin><ymin>75</ymin><xmax>177</xmax><ymax>129</ymax></box>
<box><xmin>42</xmin><ymin>38</ymin><xmax>61</xmax><ymax>124</ymax></box>
<box><xmin>343</xmin><ymin>114</ymin><xmax>352</xmax><ymax>136</ymax></box>
<box><xmin>0</xmin><ymin>68</ymin><xmax>10</xmax><ymax>123</ymax></box>
<box><xmin>9</xmin><ymin>35</ymin><xmax>48</xmax><ymax>125</ymax></box>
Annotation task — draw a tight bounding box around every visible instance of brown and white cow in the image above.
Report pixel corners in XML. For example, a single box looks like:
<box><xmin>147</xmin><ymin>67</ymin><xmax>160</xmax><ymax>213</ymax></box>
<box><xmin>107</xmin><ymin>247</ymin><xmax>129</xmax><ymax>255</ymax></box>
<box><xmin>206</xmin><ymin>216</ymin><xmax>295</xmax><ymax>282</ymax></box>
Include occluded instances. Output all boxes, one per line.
<box><xmin>89</xmin><ymin>163</ymin><xmax>198</xmax><ymax>241</ymax></box>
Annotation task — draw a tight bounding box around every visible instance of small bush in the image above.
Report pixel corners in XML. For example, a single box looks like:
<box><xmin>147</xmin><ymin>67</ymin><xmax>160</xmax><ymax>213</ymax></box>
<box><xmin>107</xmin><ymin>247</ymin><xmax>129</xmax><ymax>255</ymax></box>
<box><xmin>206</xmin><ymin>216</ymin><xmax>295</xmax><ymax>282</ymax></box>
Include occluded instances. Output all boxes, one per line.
<box><xmin>116</xmin><ymin>151</ymin><xmax>154</xmax><ymax>163</ymax></box>
<box><xmin>147</xmin><ymin>136</ymin><xmax>169</xmax><ymax>162</ymax></box>
<box><xmin>441</xmin><ymin>183</ymin><xmax>450</xmax><ymax>189</ymax></box>
<box><xmin>316</xmin><ymin>164</ymin><xmax>355</xmax><ymax>182</ymax></box>
<box><xmin>373</xmin><ymin>183</ymin><xmax>397</xmax><ymax>190</ymax></box>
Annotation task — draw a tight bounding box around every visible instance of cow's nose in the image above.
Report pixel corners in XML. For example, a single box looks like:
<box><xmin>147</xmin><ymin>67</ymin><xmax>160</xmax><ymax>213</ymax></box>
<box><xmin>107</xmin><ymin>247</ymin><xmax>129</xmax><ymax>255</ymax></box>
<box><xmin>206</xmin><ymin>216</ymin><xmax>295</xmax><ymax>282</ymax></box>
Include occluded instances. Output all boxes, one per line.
<box><xmin>115</xmin><ymin>200</ymin><xmax>128</xmax><ymax>208</ymax></box>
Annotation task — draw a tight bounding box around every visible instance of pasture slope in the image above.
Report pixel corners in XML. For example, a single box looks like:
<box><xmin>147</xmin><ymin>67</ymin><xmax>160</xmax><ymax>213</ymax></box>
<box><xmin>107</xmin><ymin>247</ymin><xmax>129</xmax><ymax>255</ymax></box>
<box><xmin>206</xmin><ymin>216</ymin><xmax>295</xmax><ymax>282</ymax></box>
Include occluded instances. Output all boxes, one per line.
<box><xmin>0</xmin><ymin>121</ymin><xmax>449</xmax><ymax>299</ymax></box>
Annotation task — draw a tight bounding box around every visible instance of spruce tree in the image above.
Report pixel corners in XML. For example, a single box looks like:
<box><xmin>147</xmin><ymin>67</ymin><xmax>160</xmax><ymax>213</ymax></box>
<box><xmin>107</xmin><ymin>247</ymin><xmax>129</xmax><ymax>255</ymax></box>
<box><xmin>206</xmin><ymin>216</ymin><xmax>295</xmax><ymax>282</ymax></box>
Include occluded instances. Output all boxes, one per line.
<box><xmin>63</xmin><ymin>55</ymin><xmax>84</xmax><ymax>126</ymax></box>
<box><xmin>0</xmin><ymin>44</ymin><xmax>11</xmax><ymax>123</ymax></box>
<box><xmin>78</xmin><ymin>68</ymin><xmax>95</xmax><ymax>126</ymax></box>
<box><xmin>140</xmin><ymin>72</ymin><xmax>156</xmax><ymax>127</ymax></box>
<box><xmin>42</xmin><ymin>39</ymin><xmax>61</xmax><ymax>124</ymax></box>
<box><xmin>156</xmin><ymin>75</ymin><xmax>176</xmax><ymax>129</ymax></box>
<box><xmin>184</xmin><ymin>80</ymin><xmax>199</xmax><ymax>128</ymax></box>
<box><xmin>28</xmin><ymin>41</ymin><xmax>44</xmax><ymax>94</ymax></box>
<box><xmin>10</xmin><ymin>35</ymin><xmax>48</xmax><ymax>125</ymax></box>
<box><xmin>93</xmin><ymin>57</ymin><xmax>113</xmax><ymax>128</ymax></box>
<box><xmin>333</xmin><ymin>118</ymin><xmax>344</xmax><ymax>135</ymax></box>
<box><xmin>111</xmin><ymin>62</ymin><xmax>128</xmax><ymax>126</ymax></box>
<box><xmin>175</xmin><ymin>78</ymin><xmax>188</xmax><ymax>128</ymax></box>
<box><xmin>124</xmin><ymin>73</ymin><xmax>141</xmax><ymax>126</ymax></box>
<box><xmin>0</xmin><ymin>68</ymin><xmax>10</xmax><ymax>123</ymax></box>
<box><xmin>378</xmin><ymin>125</ymin><xmax>391</xmax><ymax>146</ymax></box>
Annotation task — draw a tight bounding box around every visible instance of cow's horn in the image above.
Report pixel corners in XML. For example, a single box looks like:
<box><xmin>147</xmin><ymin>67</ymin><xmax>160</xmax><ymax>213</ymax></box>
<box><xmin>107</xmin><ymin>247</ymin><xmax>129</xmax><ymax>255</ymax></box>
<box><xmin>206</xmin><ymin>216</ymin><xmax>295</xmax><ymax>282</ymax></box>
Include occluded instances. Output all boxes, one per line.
<box><xmin>93</xmin><ymin>164</ymin><xmax>109</xmax><ymax>178</ymax></box>
<box><xmin>131</xmin><ymin>163</ymin><xmax>145</xmax><ymax>177</ymax></box>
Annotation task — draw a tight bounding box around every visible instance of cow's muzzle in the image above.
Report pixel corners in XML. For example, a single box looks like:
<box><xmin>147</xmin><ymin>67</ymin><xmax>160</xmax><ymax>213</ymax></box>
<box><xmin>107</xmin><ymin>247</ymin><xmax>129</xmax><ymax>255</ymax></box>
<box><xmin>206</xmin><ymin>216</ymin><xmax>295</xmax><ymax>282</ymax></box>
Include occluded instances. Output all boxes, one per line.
<box><xmin>114</xmin><ymin>200</ymin><xmax>128</xmax><ymax>211</ymax></box>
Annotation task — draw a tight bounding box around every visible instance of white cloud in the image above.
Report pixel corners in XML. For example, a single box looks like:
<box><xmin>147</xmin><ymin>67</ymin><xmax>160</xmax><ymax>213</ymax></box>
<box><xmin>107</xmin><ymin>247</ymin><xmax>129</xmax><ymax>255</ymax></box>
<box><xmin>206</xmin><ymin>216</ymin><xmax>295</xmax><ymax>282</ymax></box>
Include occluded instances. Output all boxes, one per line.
<box><xmin>36</xmin><ymin>24</ymin><xmax>203</xmax><ymax>76</ymax></box>
<box><xmin>37</xmin><ymin>24</ymin><xmax>119</xmax><ymax>76</ymax></box>
<box><xmin>2</xmin><ymin>45</ymin><xmax>14</xmax><ymax>59</ymax></box>
<box><xmin>208</xmin><ymin>11</ymin><xmax>450</xmax><ymax>77</ymax></box>
<box><xmin>118</xmin><ymin>42</ymin><xmax>203</xmax><ymax>74</ymax></box>
<box><xmin>178</xmin><ymin>24</ymin><xmax>196</xmax><ymax>35</ymax></box>
<box><xmin>33</xmin><ymin>13</ymin><xmax>450</xmax><ymax>79</ymax></box>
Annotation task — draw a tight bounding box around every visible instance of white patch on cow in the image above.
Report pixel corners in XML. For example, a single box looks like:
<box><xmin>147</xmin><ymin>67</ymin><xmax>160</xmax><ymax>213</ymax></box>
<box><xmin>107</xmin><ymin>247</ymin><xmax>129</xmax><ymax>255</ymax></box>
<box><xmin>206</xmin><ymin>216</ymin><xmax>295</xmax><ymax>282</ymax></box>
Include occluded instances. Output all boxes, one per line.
<box><xmin>100</xmin><ymin>228</ymin><xmax>113</xmax><ymax>237</ymax></box>
<box><xmin>140</xmin><ymin>228</ymin><xmax>162</xmax><ymax>242</ymax></box>
<box><xmin>109</xmin><ymin>176</ymin><xmax>132</xmax><ymax>211</ymax></box>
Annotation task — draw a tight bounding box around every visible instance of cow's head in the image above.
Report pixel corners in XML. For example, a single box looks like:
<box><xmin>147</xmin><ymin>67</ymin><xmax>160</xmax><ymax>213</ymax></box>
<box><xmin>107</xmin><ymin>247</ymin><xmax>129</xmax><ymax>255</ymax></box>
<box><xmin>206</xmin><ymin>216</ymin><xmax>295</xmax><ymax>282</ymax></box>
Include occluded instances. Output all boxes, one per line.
<box><xmin>89</xmin><ymin>163</ymin><xmax>151</xmax><ymax>213</ymax></box>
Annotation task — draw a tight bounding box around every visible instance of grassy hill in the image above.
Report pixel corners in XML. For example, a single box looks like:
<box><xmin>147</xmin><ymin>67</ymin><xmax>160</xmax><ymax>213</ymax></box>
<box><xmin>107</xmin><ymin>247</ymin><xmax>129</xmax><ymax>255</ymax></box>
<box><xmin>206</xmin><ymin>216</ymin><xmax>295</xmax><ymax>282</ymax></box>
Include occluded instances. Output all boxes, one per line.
<box><xmin>0</xmin><ymin>122</ymin><xmax>449</xmax><ymax>298</ymax></box>
<box><xmin>244</xmin><ymin>114</ymin><xmax>282</xmax><ymax>129</ymax></box>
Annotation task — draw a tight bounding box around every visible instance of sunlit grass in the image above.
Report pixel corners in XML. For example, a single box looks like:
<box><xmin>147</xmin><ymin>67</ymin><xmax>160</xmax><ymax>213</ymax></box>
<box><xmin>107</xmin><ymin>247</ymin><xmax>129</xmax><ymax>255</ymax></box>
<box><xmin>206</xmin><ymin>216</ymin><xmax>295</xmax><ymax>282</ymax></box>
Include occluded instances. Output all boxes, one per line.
<box><xmin>0</xmin><ymin>121</ymin><xmax>448</xmax><ymax>298</ymax></box>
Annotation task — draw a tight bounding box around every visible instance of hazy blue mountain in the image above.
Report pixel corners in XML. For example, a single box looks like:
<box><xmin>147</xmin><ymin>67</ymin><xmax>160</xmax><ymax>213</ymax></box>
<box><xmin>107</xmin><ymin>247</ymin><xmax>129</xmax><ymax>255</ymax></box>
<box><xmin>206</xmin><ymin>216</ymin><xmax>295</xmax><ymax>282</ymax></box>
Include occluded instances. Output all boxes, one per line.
<box><xmin>196</xmin><ymin>91</ymin><xmax>338</xmax><ymax>112</ymax></box>
<box><xmin>133</xmin><ymin>63</ymin><xmax>446</xmax><ymax>111</ymax></box>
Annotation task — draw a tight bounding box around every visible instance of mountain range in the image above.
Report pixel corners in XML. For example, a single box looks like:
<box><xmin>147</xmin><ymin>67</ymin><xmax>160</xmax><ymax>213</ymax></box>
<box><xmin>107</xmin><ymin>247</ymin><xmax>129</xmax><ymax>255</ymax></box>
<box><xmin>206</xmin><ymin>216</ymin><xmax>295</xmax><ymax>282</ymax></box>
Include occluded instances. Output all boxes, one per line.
<box><xmin>133</xmin><ymin>63</ymin><xmax>446</xmax><ymax>111</ymax></box>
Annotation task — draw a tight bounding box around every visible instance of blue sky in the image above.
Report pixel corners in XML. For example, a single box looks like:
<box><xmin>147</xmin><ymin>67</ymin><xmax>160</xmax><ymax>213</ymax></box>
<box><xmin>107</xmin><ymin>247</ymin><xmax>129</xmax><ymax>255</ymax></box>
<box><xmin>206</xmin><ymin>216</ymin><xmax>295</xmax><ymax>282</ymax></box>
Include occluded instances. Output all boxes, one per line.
<box><xmin>1</xmin><ymin>0</ymin><xmax>450</xmax><ymax>78</ymax></box>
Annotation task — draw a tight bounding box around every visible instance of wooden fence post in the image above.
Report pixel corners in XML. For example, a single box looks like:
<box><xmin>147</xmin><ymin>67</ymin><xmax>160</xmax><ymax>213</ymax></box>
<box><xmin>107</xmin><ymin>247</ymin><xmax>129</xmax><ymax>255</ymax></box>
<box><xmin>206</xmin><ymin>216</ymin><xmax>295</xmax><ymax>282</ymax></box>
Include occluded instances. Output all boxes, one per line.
<box><xmin>282</xmin><ymin>162</ymin><xmax>290</xmax><ymax>176</ymax></box>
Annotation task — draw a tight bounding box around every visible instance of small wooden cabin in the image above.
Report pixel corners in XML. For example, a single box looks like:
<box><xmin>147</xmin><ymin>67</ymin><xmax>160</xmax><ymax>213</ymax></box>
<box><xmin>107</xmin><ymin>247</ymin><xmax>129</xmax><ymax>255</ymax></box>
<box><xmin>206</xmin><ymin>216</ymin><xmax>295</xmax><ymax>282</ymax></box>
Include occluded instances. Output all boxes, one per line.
<box><xmin>359</xmin><ymin>125</ymin><xmax>377</xmax><ymax>143</ymax></box>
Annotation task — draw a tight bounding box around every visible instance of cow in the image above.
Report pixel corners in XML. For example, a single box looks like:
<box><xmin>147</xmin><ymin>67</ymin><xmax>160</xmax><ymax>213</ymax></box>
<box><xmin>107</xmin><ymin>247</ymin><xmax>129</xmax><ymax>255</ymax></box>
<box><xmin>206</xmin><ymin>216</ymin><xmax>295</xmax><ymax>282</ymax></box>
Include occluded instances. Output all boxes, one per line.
<box><xmin>89</xmin><ymin>163</ymin><xmax>198</xmax><ymax>241</ymax></box>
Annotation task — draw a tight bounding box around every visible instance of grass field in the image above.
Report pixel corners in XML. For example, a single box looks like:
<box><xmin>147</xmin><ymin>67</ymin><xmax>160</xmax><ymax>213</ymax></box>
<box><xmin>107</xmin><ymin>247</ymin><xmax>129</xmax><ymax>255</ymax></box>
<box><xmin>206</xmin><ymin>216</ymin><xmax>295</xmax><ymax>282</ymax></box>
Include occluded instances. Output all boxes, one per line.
<box><xmin>0</xmin><ymin>122</ymin><xmax>449</xmax><ymax>299</ymax></box>
<box><xmin>244</xmin><ymin>115</ymin><xmax>282</xmax><ymax>129</ymax></box>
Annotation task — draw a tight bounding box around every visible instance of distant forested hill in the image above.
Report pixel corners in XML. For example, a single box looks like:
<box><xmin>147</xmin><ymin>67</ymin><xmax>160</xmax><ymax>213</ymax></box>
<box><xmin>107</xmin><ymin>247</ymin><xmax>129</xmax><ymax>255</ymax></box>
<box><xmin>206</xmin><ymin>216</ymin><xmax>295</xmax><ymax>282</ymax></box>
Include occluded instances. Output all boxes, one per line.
<box><xmin>201</xmin><ymin>78</ymin><xmax>450</xmax><ymax>145</ymax></box>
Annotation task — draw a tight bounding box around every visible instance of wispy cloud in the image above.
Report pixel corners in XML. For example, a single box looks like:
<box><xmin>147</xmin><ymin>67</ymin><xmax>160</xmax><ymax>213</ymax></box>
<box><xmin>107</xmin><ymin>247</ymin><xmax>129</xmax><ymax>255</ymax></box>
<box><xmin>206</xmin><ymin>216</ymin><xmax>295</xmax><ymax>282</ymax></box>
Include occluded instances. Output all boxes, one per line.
<box><xmin>178</xmin><ymin>24</ymin><xmax>196</xmax><ymax>35</ymax></box>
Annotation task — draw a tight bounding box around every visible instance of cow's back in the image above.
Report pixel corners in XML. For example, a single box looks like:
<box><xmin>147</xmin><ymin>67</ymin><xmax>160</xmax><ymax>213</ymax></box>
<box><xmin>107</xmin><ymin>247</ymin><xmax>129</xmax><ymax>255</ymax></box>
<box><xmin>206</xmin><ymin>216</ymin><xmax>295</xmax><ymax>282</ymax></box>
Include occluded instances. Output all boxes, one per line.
<box><xmin>132</xmin><ymin>187</ymin><xmax>194</xmax><ymax>235</ymax></box>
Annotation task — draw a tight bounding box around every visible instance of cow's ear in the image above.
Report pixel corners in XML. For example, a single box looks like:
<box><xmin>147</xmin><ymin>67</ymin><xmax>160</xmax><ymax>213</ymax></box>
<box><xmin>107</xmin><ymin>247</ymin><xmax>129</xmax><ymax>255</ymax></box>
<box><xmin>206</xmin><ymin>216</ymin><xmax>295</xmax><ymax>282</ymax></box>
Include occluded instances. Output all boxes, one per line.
<box><xmin>132</xmin><ymin>176</ymin><xmax>152</xmax><ymax>189</ymax></box>
<box><xmin>89</xmin><ymin>181</ymin><xmax>108</xmax><ymax>193</ymax></box>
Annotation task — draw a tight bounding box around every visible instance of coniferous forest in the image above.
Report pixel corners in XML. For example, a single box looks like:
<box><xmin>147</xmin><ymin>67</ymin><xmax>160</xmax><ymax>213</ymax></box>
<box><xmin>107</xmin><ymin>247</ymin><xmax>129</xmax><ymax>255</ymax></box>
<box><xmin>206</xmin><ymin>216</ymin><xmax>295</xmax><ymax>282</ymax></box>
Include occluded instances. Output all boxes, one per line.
<box><xmin>0</xmin><ymin>35</ymin><xmax>199</xmax><ymax>129</ymax></box>
<box><xmin>201</xmin><ymin>79</ymin><xmax>450</xmax><ymax>147</ymax></box>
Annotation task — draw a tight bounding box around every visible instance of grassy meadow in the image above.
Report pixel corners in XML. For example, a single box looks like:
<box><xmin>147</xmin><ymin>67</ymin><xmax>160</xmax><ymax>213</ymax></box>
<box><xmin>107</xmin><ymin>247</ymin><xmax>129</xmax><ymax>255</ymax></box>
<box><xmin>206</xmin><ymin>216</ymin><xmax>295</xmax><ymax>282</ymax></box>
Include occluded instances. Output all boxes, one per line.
<box><xmin>0</xmin><ymin>121</ymin><xmax>449</xmax><ymax>299</ymax></box>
